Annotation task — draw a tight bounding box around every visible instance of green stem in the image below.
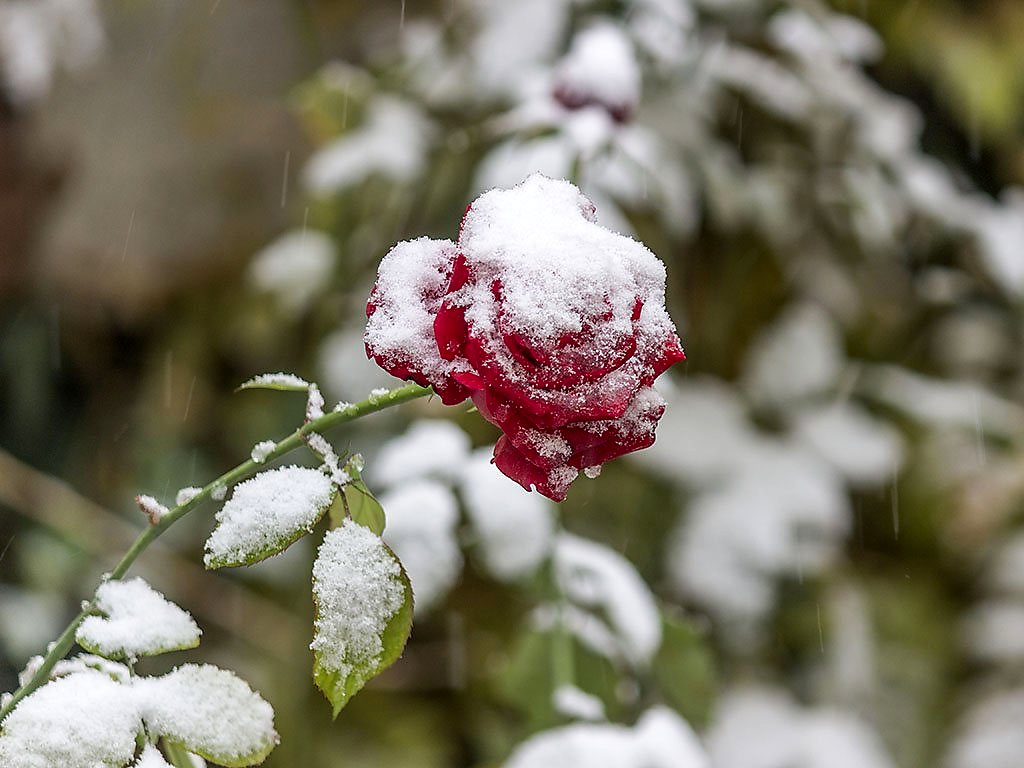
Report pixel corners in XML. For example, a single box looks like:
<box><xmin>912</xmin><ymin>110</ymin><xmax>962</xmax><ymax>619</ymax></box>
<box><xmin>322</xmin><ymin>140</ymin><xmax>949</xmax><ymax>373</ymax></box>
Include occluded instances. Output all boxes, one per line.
<box><xmin>0</xmin><ymin>382</ymin><xmax>431</xmax><ymax>722</ymax></box>
<box><xmin>545</xmin><ymin>553</ymin><xmax>575</xmax><ymax>693</ymax></box>
<box><xmin>552</xmin><ymin>602</ymin><xmax>576</xmax><ymax>692</ymax></box>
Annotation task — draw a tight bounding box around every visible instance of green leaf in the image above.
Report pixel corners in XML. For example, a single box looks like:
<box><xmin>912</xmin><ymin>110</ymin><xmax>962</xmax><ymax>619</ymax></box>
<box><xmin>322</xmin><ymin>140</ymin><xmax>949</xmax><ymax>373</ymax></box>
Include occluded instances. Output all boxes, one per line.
<box><xmin>498</xmin><ymin>627</ymin><xmax>621</xmax><ymax>731</ymax></box>
<box><xmin>311</xmin><ymin>522</ymin><xmax>414</xmax><ymax>717</ymax></box>
<box><xmin>141</xmin><ymin>664</ymin><xmax>278</xmax><ymax>767</ymax></box>
<box><xmin>159</xmin><ymin>741</ymin><xmax>196</xmax><ymax>768</ymax></box>
<box><xmin>76</xmin><ymin>578</ymin><xmax>201</xmax><ymax>660</ymax></box>
<box><xmin>652</xmin><ymin>613</ymin><xmax>717</xmax><ymax>728</ymax></box>
<box><xmin>236</xmin><ymin>374</ymin><xmax>310</xmax><ymax>392</ymax></box>
<box><xmin>338</xmin><ymin>480</ymin><xmax>387</xmax><ymax>536</ymax></box>
<box><xmin>204</xmin><ymin>466</ymin><xmax>336</xmax><ymax>569</ymax></box>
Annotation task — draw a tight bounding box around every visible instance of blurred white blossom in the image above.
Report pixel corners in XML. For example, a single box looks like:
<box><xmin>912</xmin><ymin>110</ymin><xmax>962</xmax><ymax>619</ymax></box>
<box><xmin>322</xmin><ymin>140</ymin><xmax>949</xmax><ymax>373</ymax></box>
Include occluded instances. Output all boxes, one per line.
<box><xmin>248</xmin><ymin>230</ymin><xmax>336</xmax><ymax>315</ymax></box>
<box><xmin>708</xmin><ymin>687</ymin><xmax>896</xmax><ymax>768</ymax></box>
<box><xmin>0</xmin><ymin>0</ymin><xmax>102</xmax><ymax>106</ymax></box>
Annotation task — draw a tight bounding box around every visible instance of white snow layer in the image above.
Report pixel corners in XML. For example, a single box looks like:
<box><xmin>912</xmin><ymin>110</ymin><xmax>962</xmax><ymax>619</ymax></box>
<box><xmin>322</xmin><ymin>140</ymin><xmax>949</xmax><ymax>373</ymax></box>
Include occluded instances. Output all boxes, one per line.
<box><xmin>135</xmin><ymin>664</ymin><xmax>277</xmax><ymax>764</ymax></box>
<box><xmin>205</xmin><ymin>465</ymin><xmax>335</xmax><ymax>568</ymax></box>
<box><xmin>0</xmin><ymin>0</ymin><xmax>103</xmax><ymax>106</ymax></box>
<box><xmin>248</xmin><ymin>229</ymin><xmax>337</xmax><ymax>314</ymax></box>
<box><xmin>379</xmin><ymin>481</ymin><xmax>462</xmax><ymax>616</ymax></box>
<box><xmin>311</xmin><ymin>520</ymin><xmax>406</xmax><ymax>679</ymax></box>
<box><xmin>303</xmin><ymin>96</ymin><xmax>434</xmax><ymax>194</ymax></box>
<box><xmin>554</xmin><ymin>533</ymin><xmax>662</xmax><ymax>666</ymax></box>
<box><xmin>460</xmin><ymin>448</ymin><xmax>555</xmax><ymax>581</ymax></box>
<box><xmin>668</xmin><ymin>443</ymin><xmax>849</xmax><ymax>622</ymax></box>
<box><xmin>371</xmin><ymin>420</ymin><xmax>471</xmax><ymax>488</ymax></box>
<box><xmin>946</xmin><ymin>689</ymin><xmax>1024</xmax><ymax>768</ymax></box>
<box><xmin>768</xmin><ymin>9</ymin><xmax>882</xmax><ymax>64</ymax></box>
<box><xmin>468</xmin><ymin>0</ymin><xmax>570</xmax><ymax>98</ymax></box>
<box><xmin>555</xmin><ymin>21</ymin><xmax>641</xmax><ymax>115</ymax></box>
<box><xmin>0</xmin><ymin>671</ymin><xmax>140</xmax><ymax>768</ymax></box>
<box><xmin>742</xmin><ymin>303</ymin><xmax>844</xmax><ymax>409</ymax></box>
<box><xmin>136</xmin><ymin>494</ymin><xmax>169</xmax><ymax>524</ymax></box>
<box><xmin>457</xmin><ymin>175</ymin><xmax>673</xmax><ymax>361</ymax></box>
<box><xmin>968</xmin><ymin>189</ymin><xmax>1024</xmax><ymax>299</ymax></box>
<box><xmin>633</xmin><ymin>376</ymin><xmax>758</xmax><ymax>487</ymax></box>
<box><xmin>859</xmin><ymin>365</ymin><xmax>1024</xmax><ymax>439</ymax></box>
<box><xmin>553</xmin><ymin>685</ymin><xmax>606</xmax><ymax>722</ymax></box>
<box><xmin>791</xmin><ymin>402</ymin><xmax>904</xmax><ymax>487</ymax></box>
<box><xmin>135</xmin><ymin>744</ymin><xmax>173</xmax><ymax>768</ymax></box>
<box><xmin>503</xmin><ymin>706</ymin><xmax>709</xmax><ymax>768</ymax></box>
<box><xmin>75</xmin><ymin>577</ymin><xmax>201</xmax><ymax>659</ymax></box>
<box><xmin>364</xmin><ymin>236</ymin><xmax>462</xmax><ymax>389</ymax></box>
<box><xmin>251</xmin><ymin>440</ymin><xmax>277</xmax><ymax>464</ymax></box>
<box><xmin>707</xmin><ymin>687</ymin><xmax>896</xmax><ymax>768</ymax></box>
<box><xmin>240</xmin><ymin>372</ymin><xmax>310</xmax><ymax>390</ymax></box>
<box><xmin>175</xmin><ymin>486</ymin><xmax>202</xmax><ymax>507</ymax></box>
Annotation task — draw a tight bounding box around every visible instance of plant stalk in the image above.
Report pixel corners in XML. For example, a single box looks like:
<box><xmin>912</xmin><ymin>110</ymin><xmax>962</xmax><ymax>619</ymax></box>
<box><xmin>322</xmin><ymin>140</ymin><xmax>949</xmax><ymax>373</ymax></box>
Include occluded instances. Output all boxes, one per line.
<box><xmin>0</xmin><ymin>382</ymin><xmax>432</xmax><ymax>722</ymax></box>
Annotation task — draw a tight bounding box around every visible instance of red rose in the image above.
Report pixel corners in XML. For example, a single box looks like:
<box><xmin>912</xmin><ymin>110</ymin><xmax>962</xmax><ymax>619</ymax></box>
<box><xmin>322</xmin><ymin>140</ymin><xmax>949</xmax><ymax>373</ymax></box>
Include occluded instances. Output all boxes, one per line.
<box><xmin>366</xmin><ymin>174</ymin><xmax>685</xmax><ymax>500</ymax></box>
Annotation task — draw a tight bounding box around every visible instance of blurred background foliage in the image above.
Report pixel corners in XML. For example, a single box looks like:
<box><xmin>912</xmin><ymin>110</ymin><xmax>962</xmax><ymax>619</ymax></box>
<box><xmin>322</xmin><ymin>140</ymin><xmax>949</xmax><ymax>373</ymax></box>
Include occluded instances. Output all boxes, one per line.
<box><xmin>3</xmin><ymin>0</ymin><xmax>1024</xmax><ymax>766</ymax></box>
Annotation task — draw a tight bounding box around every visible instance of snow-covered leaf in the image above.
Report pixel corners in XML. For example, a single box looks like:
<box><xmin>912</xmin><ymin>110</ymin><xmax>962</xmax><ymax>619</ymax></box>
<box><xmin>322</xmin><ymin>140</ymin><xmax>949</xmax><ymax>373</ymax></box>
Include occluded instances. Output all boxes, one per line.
<box><xmin>460</xmin><ymin>448</ymin><xmax>554</xmax><ymax>581</ymax></box>
<box><xmin>50</xmin><ymin>653</ymin><xmax>131</xmax><ymax>684</ymax></box>
<box><xmin>707</xmin><ymin>687</ymin><xmax>896</xmax><ymax>768</ymax></box>
<box><xmin>205</xmin><ymin>466</ymin><xmax>335</xmax><ymax>569</ymax></box>
<box><xmin>379</xmin><ymin>481</ymin><xmax>462</xmax><ymax>616</ymax></box>
<box><xmin>554</xmin><ymin>534</ymin><xmax>662</xmax><ymax>667</ymax></box>
<box><xmin>742</xmin><ymin>303</ymin><xmax>844</xmax><ymax>409</ymax></box>
<box><xmin>370</xmin><ymin>420</ymin><xmax>471</xmax><ymax>488</ymax></box>
<box><xmin>236</xmin><ymin>373</ymin><xmax>310</xmax><ymax>392</ymax></box>
<box><xmin>667</xmin><ymin>442</ymin><xmax>850</xmax><ymax>624</ymax></box>
<box><xmin>302</xmin><ymin>96</ymin><xmax>434</xmax><ymax>194</ymax></box>
<box><xmin>248</xmin><ymin>230</ymin><xmax>336</xmax><ymax>315</ymax></box>
<box><xmin>552</xmin><ymin>685</ymin><xmax>605</xmax><ymax>722</ymax></box>
<box><xmin>791</xmin><ymin>402</ymin><xmax>904</xmax><ymax>487</ymax></box>
<box><xmin>0</xmin><ymin>671</ymin><xmax>141</xmax><ymax>768</ymax></box>
<box><xmin>76</xmin><ymin>578</ymin><xmax>200</xmax><ymax>659</ymax></box>
<box><xmin>503</xmin><ymin>706</ymin><xmax>708</xmax><ymax>768</ymax></box>
<box><xmin>311</xmin><ymin>520</ymin><xmax>413</xmax><ymax>716</ymax></box>
<box><xmin>138</xmin><ymin>664</ymin><xmax>277</xmax><ymax>767</ymax></box>
<box><xmin>946</xmin><ymin>688</ymin><xmax>1024</xmax><ymax>768</ymax></box>
<box><xmin>859</xmin><ymin>364</ymin><xmax>1024</xmax><ymax>439</ymax></box>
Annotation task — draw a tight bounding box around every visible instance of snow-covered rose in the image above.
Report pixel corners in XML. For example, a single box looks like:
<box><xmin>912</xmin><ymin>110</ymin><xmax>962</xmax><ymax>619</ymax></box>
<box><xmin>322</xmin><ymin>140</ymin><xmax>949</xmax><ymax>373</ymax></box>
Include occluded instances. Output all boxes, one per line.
<box><xmin>552</xmin><ymin>22</ymin><xmax>642</xmax><ymax>123</ymax></box>
<box><xmin>365</xmin><ymin>174</ymin><xmax>684</xmax><ymax>500</ymax></box>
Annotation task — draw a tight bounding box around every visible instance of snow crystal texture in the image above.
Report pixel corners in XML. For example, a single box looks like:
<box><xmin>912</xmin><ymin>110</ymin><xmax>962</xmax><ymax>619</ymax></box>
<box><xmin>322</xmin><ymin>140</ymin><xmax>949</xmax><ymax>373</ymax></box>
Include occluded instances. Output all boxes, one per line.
<box><xmin>311</xmin><ymin>520</ymin><xmax>406</xmax><ymax>678</ymax></box>
<box><xmin>0</xmin><ymin>671</ymin><xmax>140</xmax><ymax>768</ymax></box>
<box><xmin>76</xmin><ymin>577</ymin><xmax>200</xmax><ymax>659</ymax></box>
<box><xmin>205</xmin><ymin>465</ymin><xmax>335</xmax><ymax>568</ymax></box>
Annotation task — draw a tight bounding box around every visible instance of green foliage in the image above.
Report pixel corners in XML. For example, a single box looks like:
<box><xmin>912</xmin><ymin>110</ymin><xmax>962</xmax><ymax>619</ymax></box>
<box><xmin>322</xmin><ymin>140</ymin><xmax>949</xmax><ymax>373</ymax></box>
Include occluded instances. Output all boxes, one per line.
<box><xmin>236</xmin><ymin>378</ymin><xmax>311</xmax><ymax>393</ymax></box>
<box><xmin>651</xmin><ymin>614</ymin><xmax>718</xmax><ymax>729</ymax></box>
<box><xmin>498</xmin><ymin>627</ymin><xmax>621</xmax><ymax>733</ymax></box>
<box><xmin>162</xmin><ymin>740</ymin><xmax>202</xmax><ymax>768</ymax></box>
<box><xmin>334</xmin><ymin>480</ymin><xmax>387</xmax><ymax>536</ymax></box>
<box><xmin>75</xmin><ymin>628</ymin><xmax>200</xmax><ymax>661</ymax></box>
<box><xmin>313</xmin><ymin>550</ymin><xmax>414</xmax><ymax>718</ymax></box>
<box><xmin>204</xmin><ymin>469</ymin><xmax>337</xmax><ymax>570</ymax></box>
